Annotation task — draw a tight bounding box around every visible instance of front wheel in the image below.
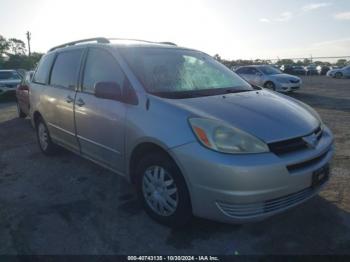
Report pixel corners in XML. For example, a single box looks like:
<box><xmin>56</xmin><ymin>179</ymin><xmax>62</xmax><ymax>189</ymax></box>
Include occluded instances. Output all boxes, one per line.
<box><xmin>36</xmin><ymin>117</ymin><xmax>58</xmax><ymax>155</ymax></box>
<box><xmin>264</xmin><ymin>81</ymin><xmax>276</xmax><ymax>91</ymax></box>
<box><xmin>335</xmin><ymin>72</ymin><xmax>343</xmax><ymax>79</ymax></box>
<box><xmin>135</xmin><ymin>152</ymin><xmax>192</xmax><ymax>227</ymax></box>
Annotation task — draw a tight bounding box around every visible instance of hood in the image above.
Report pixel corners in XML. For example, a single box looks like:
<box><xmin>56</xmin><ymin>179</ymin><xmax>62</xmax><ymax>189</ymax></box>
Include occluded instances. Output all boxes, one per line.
<box><xmin>272</xmin><ymin>73</ymin><xmax>300</xmax><ymax>80</ymax></box>
<box><xmin>0</xmin><ymin>79</ymin><xmax>21</xmax><ymax>86</ymax></box>
<box><xmin>166</xmin><ymin>90</ymin><xmax>319</xmax><ymax>143</ymax></box>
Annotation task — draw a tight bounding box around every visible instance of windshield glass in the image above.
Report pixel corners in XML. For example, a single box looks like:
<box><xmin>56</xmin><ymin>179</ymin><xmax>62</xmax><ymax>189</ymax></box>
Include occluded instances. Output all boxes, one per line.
<box><xmin>0</xmin><ymin>71</ymin><xmax>21</xmax><ymax>80</ymax></box>
<box><xmin>259</xmin><ymin>66</ymin><xmax>282</xmax><ymax>75</ymax></box>
<box><xmin>119</xmin><ymin>48</ymin><xmax>253</xmax><ymax>98</ymax></box>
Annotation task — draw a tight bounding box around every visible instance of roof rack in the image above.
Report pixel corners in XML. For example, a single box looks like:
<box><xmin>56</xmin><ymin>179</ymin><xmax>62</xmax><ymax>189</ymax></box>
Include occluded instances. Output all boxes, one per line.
<box><xmin>108</xmin><ymin>38</ymin><xmax>177</xmax><ymax>46</ymax></box>
<box><xmin>48</xmin><ymin>37</ymin><xmax>177</xmax><ymax>52</ymax></box>
<box><xmin>49</xmin><ymin>37</ymin><xmax>110</xmax><ymax>51</ymax></box>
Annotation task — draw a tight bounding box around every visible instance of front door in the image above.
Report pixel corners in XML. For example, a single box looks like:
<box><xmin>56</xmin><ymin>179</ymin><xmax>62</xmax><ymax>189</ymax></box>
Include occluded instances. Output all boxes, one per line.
<box><xmin>74</xmin><ymin>48</ymin><xmax>127</xmax><ymax>173</ymax></box>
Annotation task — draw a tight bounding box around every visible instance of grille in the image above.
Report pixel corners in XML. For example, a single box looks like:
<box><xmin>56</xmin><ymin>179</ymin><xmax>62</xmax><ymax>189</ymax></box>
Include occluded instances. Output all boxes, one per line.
<box><xmin>4</xmin><ymin>84</ymin><xmax>17</xmax><ymax>88</ymax></box>
<box><xmin>217</xmin><ymin>187</ymin><xmax>316</xmax><ymax>218</ymax></box>
<box><xmin>287</xmin><ymin>150</ymin><xmax>329</xmax><ymax>172</ymax></box>
<box><xmin>290</xmin><ymin>79</ymin><xmax>300</xmax><ymax>84</ymax></box>
<box><xmin>268</xmin><ymin>126</ymin><xmax>323</xmax><ymax>155</ymax></box>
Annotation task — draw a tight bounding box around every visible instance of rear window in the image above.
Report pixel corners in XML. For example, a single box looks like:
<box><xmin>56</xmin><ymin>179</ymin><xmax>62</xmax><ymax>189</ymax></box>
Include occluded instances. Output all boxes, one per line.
<box><xmin>0</xmin><ymin>71</ymin><xmax>21</xmax><ymax>80</ymax></box>
<box><xmin>50</xmin><ymin>49</ymin><xmax>83</xmax><ymax>89</ymax></box>
<box><xmin>33</xmin><ymin>53</ymin><xmax>55</xmax><ymax>84</ymax></box>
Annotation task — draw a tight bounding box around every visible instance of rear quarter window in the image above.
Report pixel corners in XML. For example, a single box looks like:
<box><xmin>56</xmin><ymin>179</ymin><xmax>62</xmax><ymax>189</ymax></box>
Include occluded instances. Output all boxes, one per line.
<box><xmin>50</xmin><ymin>49</ymin><xmax>83</xmax><ymax>89</ymax></box>
<box><xmin>33</xmin><ymin>53</ymin><xmax>56</xmax><ymax>84</ymax></box>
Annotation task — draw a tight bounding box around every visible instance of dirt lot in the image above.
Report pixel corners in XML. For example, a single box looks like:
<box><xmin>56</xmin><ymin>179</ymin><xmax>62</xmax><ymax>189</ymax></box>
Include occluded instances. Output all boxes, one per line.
<box><xmin>0</xmin><ymin>76</ymin><xmax>349</xmax><ymax>255</ymax></box>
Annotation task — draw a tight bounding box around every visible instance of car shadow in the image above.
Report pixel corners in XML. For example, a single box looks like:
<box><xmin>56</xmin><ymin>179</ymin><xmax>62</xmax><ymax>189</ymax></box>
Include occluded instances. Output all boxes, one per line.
<box><xmin>165</xmin><ymin>195</ymin><xmax>350</xmax><ymax>254</ymax></box>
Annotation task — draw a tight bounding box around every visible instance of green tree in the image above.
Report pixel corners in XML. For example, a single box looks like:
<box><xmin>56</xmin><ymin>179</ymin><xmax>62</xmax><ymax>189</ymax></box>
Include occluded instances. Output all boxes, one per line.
<box><xmin>8</xmin><ymin>38</ymin><xmax>27</xmax><ymax>55</ymax></box>
<box><xmin>336</xmin><ymin>59</ymin><xmax>347</xmax><ymax>67</ymax></box>
<box><xmin>276</xmin><ymin>59</ymin><xmax>294</xmax><ymax>66</ymax></box>
<box><xmin>213</xmin><ymin>54</ymin><xmax>222</xmax><ymax>62</ymax></box>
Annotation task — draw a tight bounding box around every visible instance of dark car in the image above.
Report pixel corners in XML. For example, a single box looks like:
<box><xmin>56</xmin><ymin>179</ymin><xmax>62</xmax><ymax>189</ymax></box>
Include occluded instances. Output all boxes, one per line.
<box><xmin>280</xmin><ymin>64</ymin><xmax>294</xmax><ymax>74</ymax></box>
<box><xmin>0</xmin><ymin>70</ymin><xmax>22</xmax><ymax>95</ymax></box>
<box><xmin>16</xmin><ymin>71</ymin><xmax>33</xmax><ymax>118</ymax></box>
<box><xmin>304</xmin><ymin>65</ymin><xmax>318</xmax><ymax>75</ymax></box>
<box><xmin>317</xmin><ymin>65</ymin><xmax>331</xmax><ymax>75</ymax></box>
<box><xmin>291</xmin><ymin>66</ymin><xmax>307</xmax><ymax>75</ymax></box>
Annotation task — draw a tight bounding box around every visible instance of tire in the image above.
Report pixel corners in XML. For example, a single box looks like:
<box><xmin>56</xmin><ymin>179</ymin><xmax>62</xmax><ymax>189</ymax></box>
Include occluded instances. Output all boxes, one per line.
<box><xmin>264</xmin><ymin>81</ymin><xmax>276</xmax><ymax>91</ymax></box>
<box><xmin>36</xmin><ymin>117</ymin><xmax>58</xmax><ymax>156</ymax></box>
<box><xmin>135</xmin><ymin>152</ymin><xmax>192</xmax><ymax>227</ymax></box>
<box><xmin>335</xmin><ymin>72</ymin><xmax>343</xmax><ymax>79</ymax></box>
<box><xmin>16</xmin><ymin>101</ymin><xmax>26</xmax><ymax>118</ymax></box>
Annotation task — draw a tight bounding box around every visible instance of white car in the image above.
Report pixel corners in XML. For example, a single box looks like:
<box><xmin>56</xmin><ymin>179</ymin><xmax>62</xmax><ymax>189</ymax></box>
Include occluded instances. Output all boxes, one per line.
<box><xmin>0</xmin><ymin>70</ymin><xmax>22</xmax><ymax>95</ymax></box>
<box><xmin>236</xmin><ymin>65</ymin><xmax>302</xmax><ymax>92</ymax></box>
<box><xmin>327</xmin><ymin>65</ymin><xmax>350</xmax><ymax>79</ymax></box>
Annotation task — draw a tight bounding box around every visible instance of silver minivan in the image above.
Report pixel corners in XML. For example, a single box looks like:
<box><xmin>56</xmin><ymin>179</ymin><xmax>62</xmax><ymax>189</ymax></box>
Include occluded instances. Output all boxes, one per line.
<box><xmin>30</xmin><ymin>38</ymin><xmax>334</xmax><ymax>227</ymax></box>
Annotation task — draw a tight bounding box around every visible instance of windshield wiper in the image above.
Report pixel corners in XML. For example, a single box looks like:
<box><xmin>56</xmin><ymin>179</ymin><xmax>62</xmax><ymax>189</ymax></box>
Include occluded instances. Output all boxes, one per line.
<box><xmin>224</xmin><ymin>89</ymin><xmax>253</xmax><ymax>94</ymax></box>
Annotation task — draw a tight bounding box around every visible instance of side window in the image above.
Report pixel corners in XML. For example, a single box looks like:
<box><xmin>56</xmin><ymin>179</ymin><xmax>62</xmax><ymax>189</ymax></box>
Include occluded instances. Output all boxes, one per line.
<box><xmin>82</xmin><ymin>48</ymin><xmax>125</xmax><ymax>93</ymax></box>
<box><xmin>50</xmin><ymin>49</ymin><xmax>83</xmax><ymax>89</ymax></box>
<box><xmin>236</xmin><ymin>68</ymin><xmax>246</xmax><ymax>74</ymax></box>
<box><xmin>245</xmin><ymin>68</ymin><xmax>258</xmax><ymax>75</ymax></box>
<box><xmin>33</xmin><ymin>53</ymin><xmax>55</xmax><ymax>84</ymax></box>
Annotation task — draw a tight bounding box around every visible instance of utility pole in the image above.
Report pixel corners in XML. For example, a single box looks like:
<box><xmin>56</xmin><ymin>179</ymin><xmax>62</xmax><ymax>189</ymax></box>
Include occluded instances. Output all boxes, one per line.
<box><xmin>26</xmin><ymin>31</ymin><xmax>31</xmax><ymax>56</ymax></box>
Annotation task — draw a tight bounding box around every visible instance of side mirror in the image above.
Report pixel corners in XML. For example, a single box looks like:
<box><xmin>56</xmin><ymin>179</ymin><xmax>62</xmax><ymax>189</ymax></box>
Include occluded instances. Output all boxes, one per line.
<box><xmin>95</xmin><ymin>81</ymin><xmax>122</xmax><ymax>101</ymax></box>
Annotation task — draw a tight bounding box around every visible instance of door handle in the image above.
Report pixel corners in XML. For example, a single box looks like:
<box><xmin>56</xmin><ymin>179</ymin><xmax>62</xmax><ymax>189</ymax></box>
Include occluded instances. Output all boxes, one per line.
<box><xmin>76</xmin><ymin>98</ymin><xmax>85</xmax><ymax>107</ymax></box>
<box><xmin>66</xmin><ymin>95</ymin><xmax>74</xmax><ymax>103</ymax></box>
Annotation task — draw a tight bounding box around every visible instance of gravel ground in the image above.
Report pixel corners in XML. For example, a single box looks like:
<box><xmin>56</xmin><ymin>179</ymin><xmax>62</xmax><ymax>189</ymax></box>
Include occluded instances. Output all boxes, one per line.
<box><xmin>0</xmin><ymin>76</ymin><xmax>349</xmax><ymax>255</ymax></box>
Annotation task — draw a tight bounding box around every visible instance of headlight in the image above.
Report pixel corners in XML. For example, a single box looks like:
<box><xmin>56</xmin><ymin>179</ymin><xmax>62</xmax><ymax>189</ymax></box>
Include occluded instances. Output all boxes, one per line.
<box><xmin>189</xmin><ymin>118</ymin><xmax>269</xmax><ymax>154</ymax></box>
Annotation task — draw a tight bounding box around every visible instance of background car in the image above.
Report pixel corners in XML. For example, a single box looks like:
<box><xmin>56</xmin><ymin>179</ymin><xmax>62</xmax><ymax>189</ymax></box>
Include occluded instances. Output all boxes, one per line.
<box><xmin>280</xmin><ymin>64</ymin><xmax>294</xmax><ymax>74</ymax></box>
<box><xmin>236</xmin><ymin>65</ymin><xmax>302</xmax><ymax>92</ymax></box>
<box><xmin>304</xmin><ymin>65</ymin><xmax>318</xmax><ymax>75</ymax></box>
<box><xmin>327</xmin><ymin>65</ymin><xmax>350</xmax><ymax>79</ymax></box>
<box><xmin>0</xmin><ymin>70</ymin><xmax>22</xmax><ymax>95</ymax></box>
<box><xmin>16</xmin><ymin>70</ymin><xmax>33</xmax><ymax>118</ymax></box>
<box><xmin>317</xmin><ymin>65</ymin><xmax>331</xmax><ymax>75</ymax></box>
<box><xmin>292</xmin><ymin>66</ymin><xmax>307</xmax><ymax>75</ymax></box>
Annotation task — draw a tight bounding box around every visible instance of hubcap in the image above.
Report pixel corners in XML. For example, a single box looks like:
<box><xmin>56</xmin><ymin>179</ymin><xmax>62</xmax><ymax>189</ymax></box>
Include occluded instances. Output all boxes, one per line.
<box><xmin>266</xmin><ymin>83</ymin><xmax>274</xmax><ymax>89</ymax></box>
<box><xmin>142</xmin><ymin>165</ymin><xmax>178</xmax><ymax>216</ymax></box>
<box><xmin>38</xmin><ymin>123</ymin><xmax>49</xmax><ymax>150</ymax></box>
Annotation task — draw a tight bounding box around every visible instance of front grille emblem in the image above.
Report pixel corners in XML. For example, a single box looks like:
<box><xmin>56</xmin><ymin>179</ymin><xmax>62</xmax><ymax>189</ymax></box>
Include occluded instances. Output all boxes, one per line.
<box><xmin>303</xmin><ymin>133</ymin><xmax>318</xmax><ymax>148</ymax></box>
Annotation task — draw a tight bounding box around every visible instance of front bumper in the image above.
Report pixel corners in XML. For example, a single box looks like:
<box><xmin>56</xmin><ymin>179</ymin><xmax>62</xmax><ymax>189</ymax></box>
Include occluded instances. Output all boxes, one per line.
<box><xmin>276</xmin><ymin>82</ymin><xmax>302</xmax><ymax>92</ymax></box>
<box><xmin>170</xmin><ymin>127</ymin><xmax>334</xmax><ymax>223</ymax></box>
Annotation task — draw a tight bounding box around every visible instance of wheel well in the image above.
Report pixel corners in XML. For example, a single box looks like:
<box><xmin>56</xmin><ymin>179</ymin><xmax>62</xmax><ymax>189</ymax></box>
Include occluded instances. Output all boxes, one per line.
<box><xmin>264</xmin><ymin>80</ymin><xmax>274</xmax><ymax>86</ymax></box>
<box><xmin>129</xmin><ymin>143</ymin><xmax>172</xmax><ymax>184</ymax></box>
<box><xmin>33</xmin><ymin>111</ymin><xmax>43</xmax><ymax>127</ymax></box>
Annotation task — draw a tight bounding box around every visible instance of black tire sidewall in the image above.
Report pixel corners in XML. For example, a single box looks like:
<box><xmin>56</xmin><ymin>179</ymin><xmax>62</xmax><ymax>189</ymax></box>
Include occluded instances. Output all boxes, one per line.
<box><xmin>135</xmin><ymin>152</ymin><xmax>192</xmax><ymax>227</ymax></box>
<box><xmin>264</xmin><ymin>81</ymin><xmax>276</xmax><ymax>91</ymax></box>
<box><xmin>335</xmin><ymin>72</ymin><xmax>342</xmax><ymax>79</ymax></box>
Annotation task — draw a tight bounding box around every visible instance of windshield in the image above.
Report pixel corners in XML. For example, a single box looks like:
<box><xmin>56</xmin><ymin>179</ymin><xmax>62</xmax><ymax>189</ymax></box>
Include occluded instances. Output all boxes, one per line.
<box><xmin>259</xmin><ymin>66</ymin><xmax>282</xmax><ymax>75</ymax></box>
<box><xmin>119</xmin><ymin>48</ymin><xmax>253</xmax><ymax>98</ymax></box>
<box><xmin>0</xmin><ymin>71</ymin><xmax>21</xmax><ymax>80</ymax></box>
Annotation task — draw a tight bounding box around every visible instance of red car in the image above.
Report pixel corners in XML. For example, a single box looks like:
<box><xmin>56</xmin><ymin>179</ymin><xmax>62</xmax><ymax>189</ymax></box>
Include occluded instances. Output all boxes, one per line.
<box><xmin>16</xmin><ymin>71</ymin><xmax>33</xmax><ymax>118</ymax></box>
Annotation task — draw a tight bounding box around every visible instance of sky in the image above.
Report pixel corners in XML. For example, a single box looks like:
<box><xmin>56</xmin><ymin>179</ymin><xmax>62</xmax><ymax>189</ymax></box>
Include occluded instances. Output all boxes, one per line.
<box><xmin>0</xmin><ymin>0</ymin><xmax>349</xmax><ymax>60</ymax></box>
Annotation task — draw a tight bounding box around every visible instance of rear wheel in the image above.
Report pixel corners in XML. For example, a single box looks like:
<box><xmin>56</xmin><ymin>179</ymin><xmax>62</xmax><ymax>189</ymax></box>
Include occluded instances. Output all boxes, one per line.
<box><xmin>16</xmin><ymin>101</ymin><xmax>26</xmax><ymax>118</ymax></box>
<box><xmin>335</xmin><ymin>72</ymin><xmax>343</xmax><ymax>79</ymax></box>
<box><xmin>36</xmin><ymin>117</ymin><xmax>58</xmax><ymax>155</ymax></box>
<box><xmin>264</xmin><ymin>81</ymin><xmax>276</xmax><ymax>91</ymax></box>
<box><xmin>135</xmin><ymin>152</ymin><xmax>192</xmax><ymax>227</ymax></box>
